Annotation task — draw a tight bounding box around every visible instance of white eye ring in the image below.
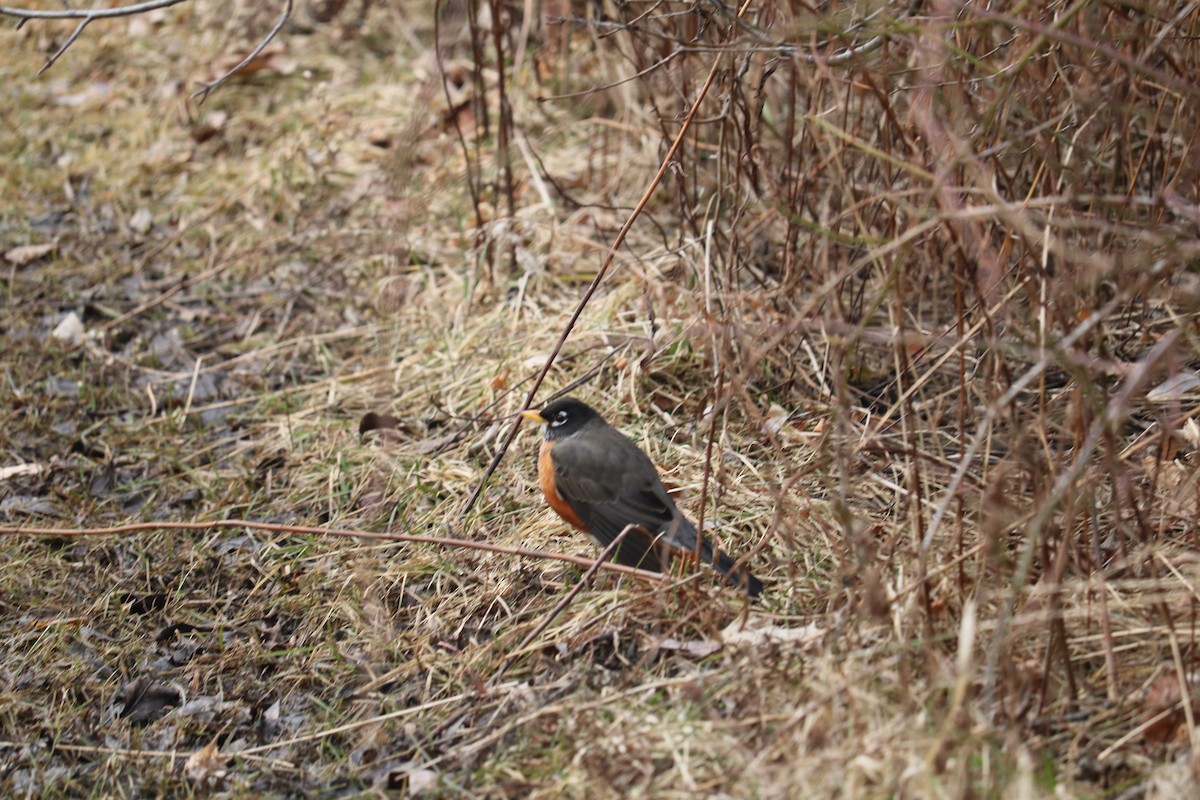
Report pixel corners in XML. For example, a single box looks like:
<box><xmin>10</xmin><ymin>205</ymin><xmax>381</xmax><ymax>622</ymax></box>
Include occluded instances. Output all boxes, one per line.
<box><xmin>551</xmin><ymin>412</ymin><xmax>567</xmax><ymax>427</ymax></box>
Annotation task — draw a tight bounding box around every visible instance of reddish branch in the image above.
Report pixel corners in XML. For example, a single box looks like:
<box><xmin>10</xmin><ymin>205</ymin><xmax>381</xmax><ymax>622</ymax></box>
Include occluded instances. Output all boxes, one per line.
<box><xmin>0</xmin><ymin>518</ymin><xmax>666</xmax><ymax>583</ymax></box>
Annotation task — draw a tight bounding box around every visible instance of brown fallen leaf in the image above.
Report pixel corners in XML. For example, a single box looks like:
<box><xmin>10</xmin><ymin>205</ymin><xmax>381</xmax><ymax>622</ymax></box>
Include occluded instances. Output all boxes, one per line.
<box><xmin>1143</xmin><ymin>672</ymin><xmax>1200</xmax><ymax>745</ymax></box>
<box><xmin>208</xmin><ymin>43</ymin><xmax>295</xmax><ymax>82</ymax></box>
<box><xmin>116</xmin><ymin>679</ymin><xmax>181</xmax><ymax>725</ymax></box>
<box><xmin>360</xmin><ymin>412</ymin><xmax>403</xmax><ymax>436</ymax></box>
<box><xmin>185</xmin><ymin>740</ymin><xmax>227</xmax><ymax>786</ymax></box>
<box><xmin>191</xmin><ymin>110</ymin><xmax>229</xmax><ymax>144</ymax></box>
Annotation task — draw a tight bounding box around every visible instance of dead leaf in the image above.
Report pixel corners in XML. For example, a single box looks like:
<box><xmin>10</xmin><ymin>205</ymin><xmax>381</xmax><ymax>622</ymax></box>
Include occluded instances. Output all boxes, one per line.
<box><xmin>763</xmin><ymin>403</ymin><xmax>789</xmax><ymax>435</ymax></box>
<box><xmin>1145</xmin><ymin>753</ymin><xmax>1200</xmax><ymax>800</ymax></box>
<box><xmin>360</xmin><ymin>412</ymin><xmax>403</xmax><ymax>436</ymax></box>
<box><xmin>129</xmin><ymin>207</ymin><xmax>154</xmax><ymax>234</ymax></box>
<box><xmin>0</xmin><ymin>463</ymin><xmax>45</xmax><ymax>481</ymax></box>
<box><xmin>414</xmin><ymin>431</ymin><xmax>461</xmax><ymax>455</ymax></box>
<box><xmin>4</xmin><ymin>242</ymin><xmax>55</xmax><ymax>265</ymax></box>
<box><xmin>388</xmin><ymin>766</ymin><xmax>439</xmax><ymax>794</ymax></box>
<box><xmin>0</xmin><ymin>494</ymin><xmax>59</xmax><ymax>517</ymax></box>
<box><xmin>210</xmin><ymin>43</ymin><xmax>295</xmax><ymax>81</ymax></box>
<box><xmin>375</xmin><ymin>274</ymin><xmax>412</xmax><ymax>312</ymax></box>
<box><xmin>468</xmin><ymin>420</ymin><xmax>502</xmax><ymax>453</ymax></box>
<box><xmin>1143</xmin><ymin>672</ymin><xmax>1200</xmax><ymax>745</ymax></box>
<box><xmin>116</xmin><ymin>679</ymin><xmax>182</xmax><ymax>725</ymax></box>
<box><xmin>720</xmin><ymin>619</ymin><xmax>824</xmax><ymax>648</ymax></box>
<box><xmin>655</xmin><ymin>637</ymin><xmax>723</xmax><ymax>658</ymax></box>
<box><xmin>185</xmin><ymin>740</ymin><xmax>227</xmax><ymax>785</ymax></box>
<box><xmin>89</xmin><ymin>463</ymin><xmax>117</xmax><ymax>498</ymax></box>
<box><xmin>1182</xmin><ymin>419</ymin><xmax>1200</xmax><ymax>449</ymax></box>
<box><xmin>354</xmin><ymin>490</ymin><xmax>388</xmax><ymax>516</ymax></box>
<box><xmin>191</xmin><ymin>110</ymin><xmax>229</xmax><ymax>144</ymax></box>
<box><xmin>408</xmin><ymin>768</ymin><xmax>439</xmax><ymax>794</ymax></box>
<box><xmin>54</xmin><ymin>81</ymin><xmax>111</xmax><ymax>109</ymax></box>
<box><xmin>1148</xmin><ymin>371</ymin><xmax>1200</xmax><ymax>400</ymax></box>
<box><xmin>51</xmin><ymin>312</ymin><xmax>85</xmax><ymax>345</ymax></box>
<box><xmin>260</xmin><ymin>697</ymin><xmax>283</xmax><ymax>740</ymax></box>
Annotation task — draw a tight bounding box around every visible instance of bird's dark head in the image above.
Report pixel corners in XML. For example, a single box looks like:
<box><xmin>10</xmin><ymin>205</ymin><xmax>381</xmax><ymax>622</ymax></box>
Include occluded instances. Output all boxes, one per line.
<box><xmin>521</xmin><ymin>397</ymin><xmax>604</xmax><ymax>441</ymax></box>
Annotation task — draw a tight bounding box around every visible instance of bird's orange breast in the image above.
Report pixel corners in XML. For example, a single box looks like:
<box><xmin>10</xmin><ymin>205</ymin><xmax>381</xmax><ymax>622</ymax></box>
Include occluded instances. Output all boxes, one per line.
<box><xmin>538</xmin><ymin>439</ymin><xmax>588</xmax><ymax>531</ymax></box>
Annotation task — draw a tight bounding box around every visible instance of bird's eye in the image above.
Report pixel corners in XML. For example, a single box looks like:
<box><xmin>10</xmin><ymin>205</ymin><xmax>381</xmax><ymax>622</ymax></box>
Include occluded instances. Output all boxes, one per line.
<box><xmin>551</xmin><ymin>411</ymin><xmax>568</xmax><ymax>427</ymax></box>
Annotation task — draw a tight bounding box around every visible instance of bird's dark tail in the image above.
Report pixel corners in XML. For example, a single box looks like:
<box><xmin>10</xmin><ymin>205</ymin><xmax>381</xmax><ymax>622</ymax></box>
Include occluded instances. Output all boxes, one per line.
<box><xmin>664</xmin><ymin>516</ymin><xmax>764</xmax><ymax>597</ymax></box>
<box><xmin>710</xmin><ymin>548</ymin><xmax>765</xmax><ymax>597</ymax></box>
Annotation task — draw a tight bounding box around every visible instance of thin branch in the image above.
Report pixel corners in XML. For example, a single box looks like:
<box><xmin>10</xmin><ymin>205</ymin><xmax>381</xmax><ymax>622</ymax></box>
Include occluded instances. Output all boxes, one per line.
<box><xmin>193</xmin><ymin>0</ymin><xmax>292</xmax><ymax>103</ymax></box>
<box><xmin>537</xmin><ymin>47</ymin><xmax>682</xmax><ymax>102</ymax></box>
<box><xmin>0</xmin><ymin>519</ymin><xmax>667</xmax><ymax>584</ymax></box>
<box><xmin>1</xmin><ymin>0</ymin><xmax>192</xmax><ymax>75</ymax></box>
<box><xmin>0</xmin><ymin>0</ymin><xmax>294</xmax><ymax>102</ymax></box>
<box><xmin>36</xmin><ymin>17</ymin><xmax>92</xmax><ymax>74</ymax></box>
<box><xmin>921</xmin><ymin>289</ymin><xmax>1127</xmax><ymax>552</ymax></box>
<box><xmin>434</xmin><ymin>0</ymin><xmax>485</xmax><ymax>233</ymax></box>
<box><xmin>546</xmin><ymin>1</ymin><xmax>912</xmax><ymax>67</ymax></box>
<box><xmin>488</xmin><ymin>524</ymin><xmax>640</xmax><ymax>687</ymax></box>
<box><xmin>0</xmin><ymin>0</ymin><xmax>189</xmax><ymax>22</ymax></box>
<box><xmin>980</xmin><ymin>325</ymin><xmax>1187</xmax><ymax>705</ymax></box>
<box><xmin>461</xmin><ymin>0</ymin><xmax>758</xmax><ymax>515</ymax></box>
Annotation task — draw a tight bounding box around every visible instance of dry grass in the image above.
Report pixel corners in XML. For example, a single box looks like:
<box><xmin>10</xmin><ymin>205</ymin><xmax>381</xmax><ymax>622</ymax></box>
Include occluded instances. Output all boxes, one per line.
<box><xmin>3</xmin><ymin>0</ymin><xmax>1200</xmax><ymax>797</ymax></box>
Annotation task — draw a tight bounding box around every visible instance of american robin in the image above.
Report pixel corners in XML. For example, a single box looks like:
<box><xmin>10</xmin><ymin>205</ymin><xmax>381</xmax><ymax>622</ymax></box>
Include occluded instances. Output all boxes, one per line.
<box><xmin>521</xmin><ymin>397</ymin><xmax>764</xmax><ymax>597</ymax></box>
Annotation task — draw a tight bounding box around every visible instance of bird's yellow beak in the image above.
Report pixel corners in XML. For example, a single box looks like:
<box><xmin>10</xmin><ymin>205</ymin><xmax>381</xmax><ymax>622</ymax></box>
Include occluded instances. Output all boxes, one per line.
<box><xmin>520</xmin><ymin>410</ymin><xmax>547</xmax><ymax>424</ymax></box>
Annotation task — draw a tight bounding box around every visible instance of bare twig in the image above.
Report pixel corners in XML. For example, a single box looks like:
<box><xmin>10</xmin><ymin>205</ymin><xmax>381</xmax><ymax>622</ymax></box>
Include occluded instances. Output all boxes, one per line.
<box><xmin>0</xmin><ymin>520</ymin><xmax>667</xmax><ymax>584</ymax></box>
<box><xmin>488</xmin><ymin>524</ymin><xmax>640</xmax><ymax>686</ymax></box>
<box><xmin>536</xmin><ymin>47</ymin><xmax>683</xmax><ymax>102</ymax></box>
<box><xmin>0</xmin><ymin>0</ymin><xmax>294</xmax><ymax>102</ymax></box>
<box><xmin>461</xmin><ymin>0</ymin><xmax>758</xmax><ymax>515</ymax></box>
<box><xmin>546</xmin><ymin>0</ymin><xmax>914</xmax><ymax>66</ymax></box>
<box><xmin>980</xmin><ymin>326</ymin><xmax>1186</xmax><ymax>704</ymax></box>
<box><xmin>921</xmin><ymin>290</ymin><xmax>1127</xmax><ymax>553</ymax></box>
<box><xmin>1</xmin><ymin>0</ymin><xmax>188</xmax><ymax>20</ymax></box>
<box><xmin>434</xmin><ymin>0</ymin><xmax>485</xmax><ymax>234</ymax></box>
<box><xmin>0</xmin><ymin>0</ymin><xmax>191</xmax><ymax>75</ymax></box>
<box><xmin>193</xmin><ymin>0</ymin><xmax>293</xmax><ymax>103</ymax></box>
<box><xmin>0</xmin><ymin>0</ymin><xmax>190</xmax><ymax>24</ymax></box>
